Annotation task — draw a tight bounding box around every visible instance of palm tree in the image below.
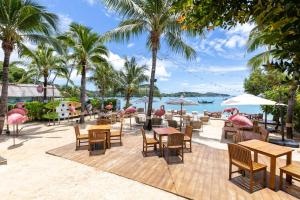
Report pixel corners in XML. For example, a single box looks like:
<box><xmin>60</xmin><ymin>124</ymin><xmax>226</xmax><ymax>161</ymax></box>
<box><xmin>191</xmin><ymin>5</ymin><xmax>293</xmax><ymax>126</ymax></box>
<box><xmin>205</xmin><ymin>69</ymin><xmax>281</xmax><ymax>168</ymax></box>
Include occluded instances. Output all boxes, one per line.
<box><xmin>89</xmin><ymin>63</ymin><xmax>116</xmax><ymax>105</ymax></box>
<box><xmin>102</xmin><ymin>0</ymin><xmax>196</xmax><ymax>129</ymax></box>
<box><xmin>116</xmin><ymin>57</ymin><xmax>148</xmax><ymax>108</ymax></box>
<box><xmin>21</xmin><ymin>44</ymin><xmax>67</xmax><ymax>101</ymax></box>
<box><xmin>59</xmin><ymin>23</ymin><xmax>109</xmax><ymax>123</ymax></box>
<box><xmin>0</xmin><ymin>0</ymin><xmax>58</xmax><ymax>134</ymax></box>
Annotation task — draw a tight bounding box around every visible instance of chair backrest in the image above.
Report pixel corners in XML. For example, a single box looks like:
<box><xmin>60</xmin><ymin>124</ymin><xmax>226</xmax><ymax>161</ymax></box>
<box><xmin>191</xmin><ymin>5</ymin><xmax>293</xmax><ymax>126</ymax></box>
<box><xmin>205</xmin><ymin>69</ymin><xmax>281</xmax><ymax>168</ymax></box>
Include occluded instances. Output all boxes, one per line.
<box><xmin>120</xmin><ymin>120</ymin><xmax>123</xmax><ymax>133</ymax></box>
<box><xmin>259</xmin><ymin>127</ymin><xmax>269</xmax><ymax>141</ymax></box>
<box><xmin>74</xmin><ymin>124</ymin><xmax>80</xmax><ymax>138</ymax></box>
<box><xmin>168</xmin><ymin>120</ymin><xmax>178</xmax><ymax>128</ymax></box>
<box><xmin>141</xmin><ymin>128</ymin><xmax>147</xmax><ymax>142</ymax></box>
<box><xmin>88</xmin><ymin>129</ymin><xmax>107</xmax><ymax>141</ymax></box>
<box><xmin>152</xmin><ymin>118</ymin><xmax>162</xmax><ymax>125</ymax></box>
<box><xmin>185</xmin><ymin>125</ymin><xmax>193</xmax><ymax>138</ymax></box>
<box><xmin>227</xmin><ymin>143</ymin><xmax>253</xmax><ymax>170</ymax></box>
<box><xmin>97</xmin><ymin>118</ymin><xmax>111</xmax><ymax>125</ymax></box>
<box><xmin>167</xmin><ymin>133</ymin><xmax>184</xmax><ymax>147</ymax></box>
<box><xmin>111</xmin><ymin>113</ymin><xmax>117</xmax><ymax>123</ymax></box>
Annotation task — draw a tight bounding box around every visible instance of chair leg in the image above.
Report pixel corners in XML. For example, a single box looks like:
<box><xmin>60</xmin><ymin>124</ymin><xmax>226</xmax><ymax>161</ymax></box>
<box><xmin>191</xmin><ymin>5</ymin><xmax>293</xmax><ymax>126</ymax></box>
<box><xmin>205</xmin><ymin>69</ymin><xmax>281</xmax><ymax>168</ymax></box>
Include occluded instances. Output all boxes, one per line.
<box><xmin>145</xmin><ymin>145</ymin><xmax>147</xmax><ymax>157</ymax></box>
<box><xmin>190</xmin><ymin>140</ymin><xmax>192</xmax><ymax>152</ymax></box>
<box><xmin>182</xmin><ymin>146</ymin><xmax>184</xmax><ymax>163</ymax></box>
<box><xmin>279</xmin><ymin>170</ymin><xmax>283</xmax><ymax>190</ymax></box>
<box><xmin>229</xmin><ymin>163</ymin><xmax>232</xmax><ymax>180</ymax></box>
<box><xmin>250</xmin><ymin>172</ymin><xmax>254</xmax><ymax>193</ymax></box>
<box><xmin>263</xmin><ymin>169</ymin><xmax>267</xmax><ymax>188</ymax></box>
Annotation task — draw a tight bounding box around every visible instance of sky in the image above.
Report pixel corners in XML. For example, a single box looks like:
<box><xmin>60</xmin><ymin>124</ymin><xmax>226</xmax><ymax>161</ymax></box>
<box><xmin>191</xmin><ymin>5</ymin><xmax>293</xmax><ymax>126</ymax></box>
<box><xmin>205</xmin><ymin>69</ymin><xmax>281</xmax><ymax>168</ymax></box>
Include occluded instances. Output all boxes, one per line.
<box><xmin>0</xmin><ymin>0</ymin><xmax>260</xmax><ymax>95</ymax></box>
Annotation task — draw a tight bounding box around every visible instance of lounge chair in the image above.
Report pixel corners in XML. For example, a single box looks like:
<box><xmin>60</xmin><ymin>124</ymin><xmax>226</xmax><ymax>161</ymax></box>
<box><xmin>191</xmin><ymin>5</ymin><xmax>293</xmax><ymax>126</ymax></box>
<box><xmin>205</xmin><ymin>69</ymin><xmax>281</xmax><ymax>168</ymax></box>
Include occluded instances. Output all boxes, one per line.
<box><xmin>223</xmin><ymin>121</ymin><xmax>237</xmax><ymax>139</ymax></box>
<box><xmin>152</xmin><ymin>117</ymin><xmax>163</xmax><ymax>127</ymax></box>
<box><xmin>110</xmin><ymin>121</ymin><xmax>123</xmax><ymax>145</ymax></box>
<box><xmin>190</xmin><ymin>120</ymin><xmax>203</xmax><ymax>131</ymax></box>
<box><xmin>137</xmin><ymin>108</ymin><xmax>144</xmax><ymax>113</ymax></box>
<box><xmin>163</xmin><ymin>133</ymin><xmax>184</xmax><ymax>163</ymax></box>
<box><xmin>183</xmin><ymin>125</ymin><xmax>193</xmax><ymax>152</ymax></box>
<box><xmin>235</xmin><ymin>126</ymin><xmax>269</xmax><ymax>143</ymax></box>
<box><xmin>200</xmin><ymin>116</ymin><xmax>210</xmax><ymax>124</ymax></box>
<box><xmin>135</xmin><ymin>116</ymin><xmax>145</xmax><ymax>125</ymax></box>
<box><xmin>88</xmin><ymin>129</ymin><xmax>107</xmax><ymax>155</ymax></box>
<box><xmin>167</xmin><ymin>120</ymin><xmax>178</xmax><ymax>129</ymax></box>
<box><xmin>141</xmin><ymin>128</ymin><xmax>159</xmax><ymax>156</ymax></box>
<box><xmin>74</xmin><ymin>124</ymin><xmax>88</xmax><ymax>150</ymax></box>
<box><xmin>228</xmin><ymin>143</ymin><xmax>267</xmax><ymax>193</ymax></box>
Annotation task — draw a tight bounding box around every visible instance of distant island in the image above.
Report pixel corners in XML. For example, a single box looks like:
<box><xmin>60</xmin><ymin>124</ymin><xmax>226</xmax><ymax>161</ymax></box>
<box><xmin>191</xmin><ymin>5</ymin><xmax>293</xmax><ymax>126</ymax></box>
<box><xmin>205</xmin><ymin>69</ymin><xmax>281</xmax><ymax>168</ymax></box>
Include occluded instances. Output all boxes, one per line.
<box><xmin>160</xmin><ymin>92</ymin><xmax>230</xmax><ymax>97</ymax></box>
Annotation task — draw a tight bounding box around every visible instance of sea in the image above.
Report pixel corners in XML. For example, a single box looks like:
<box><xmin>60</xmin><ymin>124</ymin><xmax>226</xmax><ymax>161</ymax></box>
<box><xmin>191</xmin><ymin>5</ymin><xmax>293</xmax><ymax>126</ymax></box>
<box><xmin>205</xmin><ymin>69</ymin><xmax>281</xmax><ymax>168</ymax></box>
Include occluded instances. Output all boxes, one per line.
<box><xmin>116</xmin><ymin>96</ymin><xmax>263</xmax><ymax>115</ymax></box>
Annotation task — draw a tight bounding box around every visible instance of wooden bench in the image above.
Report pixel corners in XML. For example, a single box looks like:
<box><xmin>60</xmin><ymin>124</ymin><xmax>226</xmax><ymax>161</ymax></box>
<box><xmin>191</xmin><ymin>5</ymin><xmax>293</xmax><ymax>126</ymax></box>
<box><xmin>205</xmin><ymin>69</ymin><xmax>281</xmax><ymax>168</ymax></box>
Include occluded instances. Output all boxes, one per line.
<box><xmin>280</xmin><ymin>164</ymin><xmax>300</xmax><ymax>189</ymax></box>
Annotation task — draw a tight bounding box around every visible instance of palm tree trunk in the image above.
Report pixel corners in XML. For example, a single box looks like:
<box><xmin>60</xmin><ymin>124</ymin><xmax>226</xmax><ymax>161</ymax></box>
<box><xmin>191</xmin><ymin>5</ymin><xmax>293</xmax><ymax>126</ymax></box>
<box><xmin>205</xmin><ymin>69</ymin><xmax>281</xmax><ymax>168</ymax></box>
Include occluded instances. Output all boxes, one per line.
<box><xmin>43</xmin><ymin>74</ymin><xmax>48</xmax><ymax>102</ymax></box>
<box><xmin>145</xmin><ymin>32</ymin><xmax>159</xmax><ymax>130</ymax></box>
<box><xmin>80</xmin><ymin>61</ymin><xmax>86</xmax><ymax>123</ymax></box>
<box><xmin>286</xmin><ymin>79</ymin><xmax>298</xmax><ymax>139</ymax></box>
<box><xmin>0</xmin><ymin>41</ymin><xmax>13</xmax><ymax>134</ymax></box>
<box><xmin>66</xmin><ymin>66</ymin><xmax>74</xmax><ymax>87</ymax></box>
<box><xmin>125</xmin><ymin>93</ymin><xmax>131</xmax><ymax>108</ymax></box>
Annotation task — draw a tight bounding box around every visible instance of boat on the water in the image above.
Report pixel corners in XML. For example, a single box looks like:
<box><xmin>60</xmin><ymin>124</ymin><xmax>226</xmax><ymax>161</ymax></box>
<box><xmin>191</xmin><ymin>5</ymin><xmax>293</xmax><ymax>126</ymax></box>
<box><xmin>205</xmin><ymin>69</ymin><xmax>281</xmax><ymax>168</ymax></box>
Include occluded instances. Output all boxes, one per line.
<box><xmin>198</xmin><ymin>100</ymin><xmax>214</xmax><ymax>104</ymax></box>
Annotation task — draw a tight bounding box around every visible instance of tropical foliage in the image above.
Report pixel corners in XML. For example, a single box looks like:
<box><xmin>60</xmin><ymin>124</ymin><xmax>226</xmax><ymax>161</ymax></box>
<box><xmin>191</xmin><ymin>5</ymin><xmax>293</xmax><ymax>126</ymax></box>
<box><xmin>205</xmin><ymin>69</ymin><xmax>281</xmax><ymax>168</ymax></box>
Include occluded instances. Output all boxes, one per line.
<box><xmin>102</xmin><ymin>0</ymin><xmax>196</xmax><ymax>129</ymax></box>
<box><xmin>115</xmin><ymin>57</ymin><xmax>148</xmax><ymax>108</ymax></box>
<box><xmin>20</xmin><ymin>44</ymin><xmax>68</xmax><ymax>101</ymax></box>
<box><xmin>0</xmin><ymin>0</ymin><xmax>59</xmax><ymax>133</ymax></box>
<box><xmin>59</xmin><ymin>22</ymin><xmax>109</xmax><ymax>123</ymax></box>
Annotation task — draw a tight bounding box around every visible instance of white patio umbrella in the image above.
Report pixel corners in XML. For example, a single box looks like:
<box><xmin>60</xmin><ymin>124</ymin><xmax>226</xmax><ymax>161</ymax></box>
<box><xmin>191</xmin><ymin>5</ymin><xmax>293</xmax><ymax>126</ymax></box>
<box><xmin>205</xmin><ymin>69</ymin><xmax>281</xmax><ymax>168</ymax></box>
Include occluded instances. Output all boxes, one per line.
<box><xmin>221</xmin><ymin>93</ymin><xmax>285</xmax><ymax>129</ymax></box>
<box><xmin>166</xmin><ymin>96</ymin><xmax>198</xmax><ymax>131</ymax></box>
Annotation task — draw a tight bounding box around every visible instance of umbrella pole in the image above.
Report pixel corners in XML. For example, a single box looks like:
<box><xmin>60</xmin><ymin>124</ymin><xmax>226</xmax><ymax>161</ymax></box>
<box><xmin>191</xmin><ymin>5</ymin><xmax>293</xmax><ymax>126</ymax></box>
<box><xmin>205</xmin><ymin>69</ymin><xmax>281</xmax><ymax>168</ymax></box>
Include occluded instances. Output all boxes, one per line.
<box><xmin>264</xmin><ymin>106</ymin><xmax>267</xmax><ymax>129</ymax></box>
<box><xmin>280</xmin><ymin>105</ymin><xmax>285</xmax><ymax>141</ymax></box>
<box><xmin>145</xmin><ymin>102</ymin><xmax>146</xmax><ymax>114</ymax></box>
<box><xmin>180</xmin><ymin>103</ymin><xmax>183</xmax><ymax>131</ymax></box>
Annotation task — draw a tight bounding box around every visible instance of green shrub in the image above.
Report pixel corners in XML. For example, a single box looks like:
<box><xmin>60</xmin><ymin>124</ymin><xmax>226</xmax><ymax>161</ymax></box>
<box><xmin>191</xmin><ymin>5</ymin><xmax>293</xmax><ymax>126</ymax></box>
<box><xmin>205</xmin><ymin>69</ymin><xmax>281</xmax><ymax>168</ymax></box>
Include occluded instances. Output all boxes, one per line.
<box><xmin>91</xmin><ymin>98</ymin><xmax>101</xmax><ymax>109</ymax></box>
<box><xmin>64</xmin><ymin>97</ymin><xmax>80</xmax><ymax>102</ymax></box>
<box><xmin>42</xmin><ymin>112</ymin><xmax>59</xmax><ymax>120</ymax></box>
<box><xmin>25</xmin><ymin>101</ymin><xmax>44</xmax><ymax>120</ymax></box>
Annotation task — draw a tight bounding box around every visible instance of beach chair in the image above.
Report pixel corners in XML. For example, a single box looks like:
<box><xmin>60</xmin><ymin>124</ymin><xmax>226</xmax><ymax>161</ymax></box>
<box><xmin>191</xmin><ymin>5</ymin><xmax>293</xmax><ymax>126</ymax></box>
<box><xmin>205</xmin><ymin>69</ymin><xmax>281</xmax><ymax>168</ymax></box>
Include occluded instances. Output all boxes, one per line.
<box><xmin>167</xmin><ymin>120</ymin><xmax>178</xmax><ymax>129</ymax></box>
<box><xmin>141</xmin><ymin>128</ymin><xmax>159</xmax><ymax>156</ymax></box>
<box><xmin>228</xmin><ymin>143</ymin><xmax>267</xmax><ymax>193</ymax></box>
<box><xmin>74</xmin><ymin>124</ymin><xmax>88</xmax><ymax>150</ymax></box>
<box><xmin>88</xmin><ymin>129</ymin><xmax>107</xmax><ymax>155</ymax></box>
<box><xmin>183</xmin><ymin>125</ymin><xmax>193</xmax><ymax>152</ymax></box>
<box><xmin>190</xmin><ymin>120</ymin><xmax>203</xmax><ymax>131</ymax></box>
<box><xmin>152</xmin><ymin>117</ymin><xmax>163</xmax><ymax>127</ymax></box>
<box><xmin>163</xmin><ymin>133</ymin><xmax>184</xmax><ymax>163</ymax></box>
<box><xmin>110</xmin><ymin>121</ymin><xmax>123</xmax><ymax>145</ymax></box>
<box><xmin>97</xmin><ymin>118</ymin><xmax>111</xmax><ymax>125</ymax></box>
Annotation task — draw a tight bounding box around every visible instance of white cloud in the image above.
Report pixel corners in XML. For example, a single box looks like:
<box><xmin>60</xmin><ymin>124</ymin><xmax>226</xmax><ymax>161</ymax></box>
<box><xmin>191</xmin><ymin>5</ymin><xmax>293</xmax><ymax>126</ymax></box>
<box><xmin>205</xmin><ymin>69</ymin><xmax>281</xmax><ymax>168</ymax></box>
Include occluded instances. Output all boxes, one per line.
<box><xmin>186</xmin><ymin>65</ymin><xmax>248</xmax><ymax>73</ymax></box>
<box><xmin>127</xmin><ymin>43</ymin><xmax>135</xmax><ymax>48</ymax></box>
<box><xmin>84</xmin><ymin>0</ymin><xmax>97</xmax><ymax>5</ymax></box>
<box><xmin>137</xmin><ymin>56</ymin><xmax>172</xmax><ymax>81</ymax></box>
<box><xmin>107</xmin><ymin>51</ymin><xmax>126</xmax><ymax>71</ymax></box>
<box><xmin>227</xmin><ymin>23</ymin><xmax>256</xmax><ymax>36</ymax></box>
<box><xmin>58</xmin><ymin>14</ymin><xmax>72</xmax><ymax>32</ymax></box>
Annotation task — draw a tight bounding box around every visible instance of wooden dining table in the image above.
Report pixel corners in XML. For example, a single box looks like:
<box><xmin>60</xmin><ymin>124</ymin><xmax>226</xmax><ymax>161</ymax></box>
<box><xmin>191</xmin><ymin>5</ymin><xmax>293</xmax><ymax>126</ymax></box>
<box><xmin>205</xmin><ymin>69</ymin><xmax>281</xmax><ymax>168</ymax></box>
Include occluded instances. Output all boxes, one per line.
<box><xmin>88</xmin><ymin>125</ymin><xmax>111</xmax><ymax>148</ymax></box>
<box><xmin>239</xmin><ymin>139</ymin><xmax>293</xmax><ymax>190</ymax></box>
<box><xmin>153</xmin><ymin>127</ymin><xmax>181</xmax><ymax>157</ymax></box>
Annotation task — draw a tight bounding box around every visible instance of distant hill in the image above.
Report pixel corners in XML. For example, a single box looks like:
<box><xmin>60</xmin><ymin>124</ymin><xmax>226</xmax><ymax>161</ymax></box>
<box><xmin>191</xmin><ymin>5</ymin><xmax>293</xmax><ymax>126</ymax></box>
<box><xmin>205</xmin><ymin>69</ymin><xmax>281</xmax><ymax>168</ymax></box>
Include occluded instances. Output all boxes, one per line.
<box><xmin>160</xmin><ymin>92</ymin><xmax>230</xmax><ymax>97</ymax></box>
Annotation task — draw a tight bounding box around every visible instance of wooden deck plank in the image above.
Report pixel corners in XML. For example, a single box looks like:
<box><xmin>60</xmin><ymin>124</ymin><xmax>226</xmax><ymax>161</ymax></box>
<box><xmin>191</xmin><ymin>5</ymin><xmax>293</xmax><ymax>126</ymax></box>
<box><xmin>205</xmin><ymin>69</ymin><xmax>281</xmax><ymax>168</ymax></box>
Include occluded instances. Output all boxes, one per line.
<box><xmin>46</xmin><ymin>135</ymin><xmax>300</xmax><ymax>200</ymax></box>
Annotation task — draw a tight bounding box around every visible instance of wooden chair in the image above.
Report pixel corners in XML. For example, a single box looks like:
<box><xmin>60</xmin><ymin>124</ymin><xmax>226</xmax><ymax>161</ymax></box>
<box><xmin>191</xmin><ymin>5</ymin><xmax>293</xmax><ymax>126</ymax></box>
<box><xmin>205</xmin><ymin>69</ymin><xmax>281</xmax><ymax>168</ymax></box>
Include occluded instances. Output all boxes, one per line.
<box><xmin>183</xmin><ymin>125</ymin><xmax>193</xmax><ymax>152</ymax></box>
<box><xmin>163</xmin><ymin>133</ymin><xmax>184</xmax><ymax>163</ymax></box>
<box><xmin>97</xmin><ymin>118</ymin><xmax>111</xmax><ymax>125</ymax></box>
<box><xmin>227</xmin><ymin>143</ymin><xmax>267</xmax><ymax>193</ymax></box>
<box><xmin>111</xmin><ymin>113</ymin><xmax>117</xmax><ymax>124</ymax></box>
<box><xmin>74</xmin><ymin>125</ymin><xmax>88</xmax><ymax>150</ymax></box>
<box><xmin>200</xmin><ymin>116</ymin><xmax>210</xmax><ymax>124</ymax></box>
<box><xmin>110</xmin><ymin>121</ymin><xmax>123</xmax><ymax>145</ymax></box>
<box><xmin>141</xmin><ymin>128</ymin><xmax>159</xmax><ymax>156</ymax></box>
<box><xmin>88</xmin><ymin>129</ymin><xmax>107</xmax><ymax>155</ymax></box>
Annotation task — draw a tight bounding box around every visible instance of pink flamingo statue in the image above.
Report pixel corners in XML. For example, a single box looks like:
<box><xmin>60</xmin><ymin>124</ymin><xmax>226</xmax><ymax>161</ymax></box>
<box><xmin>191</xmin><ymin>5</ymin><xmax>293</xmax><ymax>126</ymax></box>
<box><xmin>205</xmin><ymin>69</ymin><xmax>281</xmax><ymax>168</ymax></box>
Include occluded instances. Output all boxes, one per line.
<box><xmin>155</xmin><ymin>105</ymin><xmax>165</xmax><ymax>118</ymax></box>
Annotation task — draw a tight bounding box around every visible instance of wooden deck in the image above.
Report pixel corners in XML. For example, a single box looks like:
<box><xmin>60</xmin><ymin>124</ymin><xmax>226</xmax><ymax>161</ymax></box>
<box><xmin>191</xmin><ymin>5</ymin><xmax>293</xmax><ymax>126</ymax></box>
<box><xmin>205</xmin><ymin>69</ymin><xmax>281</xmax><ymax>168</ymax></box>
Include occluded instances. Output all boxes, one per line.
<box><xmin>47</xmin><ymin>134</ymin><xmax>300</xmax><ymax>199</ymax></box>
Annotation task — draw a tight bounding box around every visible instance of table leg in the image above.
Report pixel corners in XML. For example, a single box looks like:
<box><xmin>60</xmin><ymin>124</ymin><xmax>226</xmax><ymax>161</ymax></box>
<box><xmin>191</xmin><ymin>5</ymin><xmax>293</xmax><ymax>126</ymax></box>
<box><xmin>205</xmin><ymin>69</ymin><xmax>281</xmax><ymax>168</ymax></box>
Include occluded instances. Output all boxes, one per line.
<box><xmin>286</xmin><ymin>152</ymin><xmax>292</xmax><ymax>183</ymax></box>
<box><xmin>159</xmin><ymin>135</ymin><xmax>162</xmax><ymax>157</ymax></box>
<box><xmin>254</xmin><ymin>152</ymin><xmax>258</xmax><ymax>162</ymax></box>
<box><xmin>107</xmin><ymin>132</ymin><xmax>111</xmax><ymax>149</ymax></box>
<box><xmin>269</xmin><ymin>157</ymin><xmax>276</xmax><ymax>190</ymax></box>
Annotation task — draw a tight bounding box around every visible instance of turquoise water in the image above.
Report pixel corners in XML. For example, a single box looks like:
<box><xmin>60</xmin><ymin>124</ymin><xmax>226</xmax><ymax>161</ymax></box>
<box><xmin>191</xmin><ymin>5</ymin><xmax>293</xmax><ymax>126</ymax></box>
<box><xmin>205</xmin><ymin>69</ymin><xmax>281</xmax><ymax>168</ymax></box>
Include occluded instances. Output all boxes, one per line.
<box><xmin>117</xmin><ymin>97</ymin><xmax>263</xmax><ymax>114</ymax></box>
